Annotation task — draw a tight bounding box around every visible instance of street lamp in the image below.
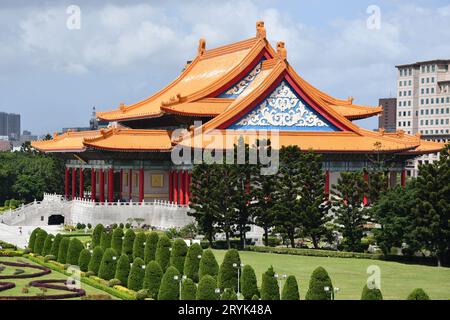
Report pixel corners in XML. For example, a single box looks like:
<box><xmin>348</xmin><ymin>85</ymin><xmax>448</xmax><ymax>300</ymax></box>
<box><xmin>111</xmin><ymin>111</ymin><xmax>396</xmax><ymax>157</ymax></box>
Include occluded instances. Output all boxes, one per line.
<box><xmin>233</xmin><ymin>262</ymin><xmax>244</xmax><ymax>299</ymax></box>
<box><xmin>324</xmin><ymin>286</ymin><xmax>340</xmax><ymax>300</ymax></box>
<box><xmin>174</xmin><ymin>274</ymin><xmax>187</xmax><ymax>299</ymax></box>
<box><xmin>274</xmin><ymin>273</ymin><xmax>287</xmax><ymax>294</ymax></box>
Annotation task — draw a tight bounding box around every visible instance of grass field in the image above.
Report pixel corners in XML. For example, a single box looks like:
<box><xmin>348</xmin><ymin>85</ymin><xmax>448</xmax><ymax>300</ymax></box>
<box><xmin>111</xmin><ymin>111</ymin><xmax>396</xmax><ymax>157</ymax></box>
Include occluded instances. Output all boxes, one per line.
<box><xmin>212</xmin><ymin>250</ymin><xmax>450</xmax><ymax>300</ymax></box>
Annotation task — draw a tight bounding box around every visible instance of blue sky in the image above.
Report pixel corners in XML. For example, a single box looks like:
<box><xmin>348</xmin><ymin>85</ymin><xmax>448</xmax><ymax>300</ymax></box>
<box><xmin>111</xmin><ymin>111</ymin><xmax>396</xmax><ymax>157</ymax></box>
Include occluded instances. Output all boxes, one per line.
<box><xmin>1</xmin><ymin>0</ymin><xmax>450</xmax><ymax>135</ymax></box>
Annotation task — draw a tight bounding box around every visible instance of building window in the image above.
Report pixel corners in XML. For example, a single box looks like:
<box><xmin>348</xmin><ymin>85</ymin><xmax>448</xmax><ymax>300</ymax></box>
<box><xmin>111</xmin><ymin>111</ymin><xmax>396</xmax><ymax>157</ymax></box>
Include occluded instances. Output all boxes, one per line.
<box><xmin>398</xmin><ymin>121</ymin><xmax>401</xmax><ymax>127</ymax></box>
<box><xmin>431</xmin><ymin>88</ymin><xmax>434</xmax><ymax>94</ymax></box>
<box><xmin>420</xmin><ymin>120</ymin><xmax>423</xmax><ymax>125</ymax></box>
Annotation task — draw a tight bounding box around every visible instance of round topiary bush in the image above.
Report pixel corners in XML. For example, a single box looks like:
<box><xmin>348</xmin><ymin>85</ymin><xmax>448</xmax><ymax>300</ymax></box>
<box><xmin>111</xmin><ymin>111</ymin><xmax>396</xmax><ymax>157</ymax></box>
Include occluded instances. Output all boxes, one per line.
<box><xmin>156</xmin><ymin>234</ymin><xmax>172</xmax><ymax>272</ymax></box>
<box><xmin>260</xmin><ymin>266</ymin><xmax>280</xmax><ymax>300</ymax></box>
<box><xmin>66</xmin><ymin>238</ymin><xmax>84</xmax><ymax>266</ymax></box>
<box><xmin>115</xmin><ymin>254</ymin><xmax>130</xmax><ymax>286</ymax></box>
<box><xmin>111</xmin><ymin>228</ymin><xmax>124</xmax><ymax>255</ymax></box>
<box><xmin>88</xmin><ymin>246</ymin><xmax>104</xmax><ymax>275</ymax></box>
<box><xmin>78</xmin><ymin>249</ymin><xmax>91</xmax><ymax>272</ymax></box>
<box><xmin>197</xmin><ymin>275</ymin><xmax>219</xmax><ymax>300</ymax></box>
<box><xmin>180</xmin><ymin>278</ymin><xmax>197</xmax><ymax>300</ymax></box>
<box><xmin>133</xmin><ymin>232</ymin><xmax>146</xmax><ymax>261</ymax></box>
<box><xmin>281</xmin><ymin>275</ymin><xmax>299</xmax><ymax>300</ymax></box>
<box><xmin>34</xmin><ymin>229</ymin><xmax>48</xmax><ymax>256</ymax></box>
<box><xmin>144</xmin><ymin>232</ymin><xmax>159</xmax><ymax>264</ymax></box>
<box><xmin>57</xmin><ymin>237</ymin><xmax>71</xmax><ymax>264</ymax></box>
<box><xmin>199</xmin><ymin>249</ymin><xmax>219</xmax><ymax>280</ymax></box>
<box><xmin>407</xmin><ymin>288</ymin><xmax>430</xmax><ymax>300</ymax></box>
<box><xmin>98</xmin><ymin>248</ymin><xmax>118</xmax><ymax>281</ymax></box>
<box><xmin>218</xmin><ymin>249</ymin><xmax>241</xmax><ymax>291</ymax></box>
<box><xmin>100</xmin><ymin>230</ymin><xmax>112</xmax><ymax>250</ymax></box>
<box><xmin>42</xmin><ymin>234</ymin><xmax>55</xmax><ymax>257</ymax></box>
<box><xmin>143</xmin><ymin>260</ymin><xmax>163</xmax><ymax>299</ymax></box>
<box><xmin>170</xmin><ymin>239</ymin><xmax>188</xmax><ymax>274</ymax></box>
<box><xmin>184</xmin><ymin>243</ymin><xmax>203</xmax><ymax>283</ymax></box>
<box><xmin>119</xmin><ymin>223</ymin><xmax>124</xmax><ymax>229</ymax></box>
<box><xmin>305</xmin><ymin>266</ymin><xmax>333</xmax><ymax>300</ymax></box>
<box><xmin>135</xmin><ymin>289</ymin><xmax>149</xmax><ymax>300</ymax></box>
<box><xmin>241</xmin><ymin>264</ymin><xmax>258</xmax><ymax>300</ymax></box>
<box><xmin>361</xmin><ymin>284</ymin><xmax>383</xmax><ymax>300</ymax></box>
<box><xmin>221</xmin><ymin>288</ymin><xmax>238</xmax><ymax>300</ymax></box>
<box><xmin>28</xmin><ymin>227</ymin><xmax>41</xmax><ymax>252</ymax></box>
<box><xmin>50</xmin><ymin>233</ymin><xmax>63</xmax><ymax>260</ymax></box>
<box><xmin>122</xmin><ymin>228</ymin><xmax>135</xmax><ymax>261</ymax></box>
<box><xmin>92</xmin><ymin>224</ymin><xmax>104</xmax><ymax>248</ymax></box>
<box><xmin>158</xmin><ymin>266</ymin><xmax>180</xmax><ymax>300</ymax></box>
<box><xmin>128</xmin><ymin>257</ymin><xmax>145</xmax><ymax>291</ymax></box>
<box><xmin>125</xmin><ymin>223</ymin><xmax>131</xmax><ymax>229</ymax></box>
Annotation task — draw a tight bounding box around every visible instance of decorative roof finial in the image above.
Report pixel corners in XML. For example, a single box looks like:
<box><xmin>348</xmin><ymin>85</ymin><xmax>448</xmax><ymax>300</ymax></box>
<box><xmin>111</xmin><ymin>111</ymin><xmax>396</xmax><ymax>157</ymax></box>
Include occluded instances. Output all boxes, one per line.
<box><xmin>256</xmin><ymin>21</ymin><xmax>266</xmax><ymax>38</ymax></box>
<box><xmin>53</xmin><ymin>132</ymin><xmax>58</xmax><ymax>139</ymax></box>
<box><xmin>276</xmin><ymin>41</ymin><xmax>287</xmax><ymax>60</ymax></box>
<box><xmin>198</xmin><ymin>38</ymin><xmax>206</xmax><ymax>56</ymax></box>
<box><xmin>119</xmin><ymin>102</ymin><xmax>126</xmax><ymax>112</ymax></box>
<box><xmin>348</xmin><ymin>96</ymin><xmax>354</xmax><ymax>103</ymax></box>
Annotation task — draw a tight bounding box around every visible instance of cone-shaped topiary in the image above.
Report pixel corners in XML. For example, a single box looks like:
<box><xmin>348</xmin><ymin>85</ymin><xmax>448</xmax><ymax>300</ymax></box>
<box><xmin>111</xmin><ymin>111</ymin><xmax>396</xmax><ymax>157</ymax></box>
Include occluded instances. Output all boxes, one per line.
<box><xmin>100</xmin><ymin>230</ymin><xmax>112</xmax><ymax>250</ymax></box>
<box><xmin>144</xmin><ymin>232</ymin><xmax>159</xmax><ymax>264</ymax></box>
<box><xmin>122</xmin><ymin>228</ymin><xmax>135</xmax><ymax>261</ymax></box>
<box><xmin>156</xmin><ymin>234</ymin><xmax>172</xmax><ymax>272</ymax></box>
<box><xmin>111</xmin><ymin>228</ymin><xmax>124</xmax><ymax>255</ymax></box>
<box><xmin>92</xmin><ymin>224</ymin><xmax>104</xmax><ymax>248</ymax></box>
<box><xmin>218</xmin><ymin>249</ymin><xmax>241</xmax><ymax>291</ymax></box>
<box><xmin>158</xmin><ymin>266</ymin><xmax>180</xmax><ymax>300</ymax></box>
<box><xmin>78</xmin><ymin>249</ymin><xmax>91</xmax><ymax>272</ymax></box>
<box><xmin>281</xmin><ymin>275</ymin><xmax>299</xmax><ymax>300</ymax></box>
<box><xmin>128</xmin><ymin>257</ymin><xmax>145</xmax><ymax>291</ymax></box>
<box><xmin>143</xmin><ymin>260</ymin><xmax>163</xmax><ymax>299</ymax></box>
<box><xmin>170</xmin><ymin>239</ymin><xmax>188</xmax><ymax>274</ymax></box>
<box><xmin>361</xmin><ymin>284</ymin><xmax>383</xmax><ymax>300</ymax></box>
<box><xmin>133</xmin><ymin>232</ymin><xmax>146</xmax><ymax>261</ymax></box>
<box><xmin>221</xmin><ymin>288</ymin><xmax>238</xmax><ymax>300</ymax></box>
<box><xmin>42</xmin><ymin>234</ymin><xmax>54</xmax><ymax>257</ymax></box>
<box><xmin>50</xmin><ymin>233</ymin><xmax>63</xmax><ymax>259</ymax></box>
<box><xmin>98</xmin><ymin>248</ymin><xmax>117</xmax><ymax>281</ymax></box>
<box><xmin>57</xmin><ymin>237</ymin><xmax>70</xmax><ymax>264</ymax></box>
<box><xmin>180</xmin><ymin>278</ymin><xmax>197</xmax><ymax>300</ymax></box>
<box><xmin>260</xmin><ymin>266</ymin><xmax>280</xmax><ymax>300</ymax></box>
<box><xmin>251</xmin><ymin>294</ymin><xmax>260</xmax><ymax>300</ymax></box>
<box><xmin>305</xmin><ymin>266</ymin><xmax>333</xmax><ymax>300</ymax></box>
<box><xmin>184</xmin><ymin>243</ymin><xmax>203</xmax><ymax>283</ymax></box>
<box><xmin>115</xmin><ymin>254</ymin><xmax>130</xmax><ymax>286</ymax></box>
<box><xmin>241</xmin><ymin>265</ymin><xmax>258</xmax><ymax>300</ymax></box>
<box><xmin>28</xmin><ymin>227</ymin><xmax>41</xmax><ymax>252</ymax></box>
<box><xmin>88</xmin><ymin>246</ymin><xmax>104</xmax><ymax>275</ymax></box>
<box><xmin>34</xmin><ymin>229</ymin><xmax>48</xmax><ymax>256</ymax></box>
<box><xmin>199</xmin><ymin>249</ymin><xmax>219</xmax><ymax>280</ymax></box>
<box><xmin>197</xmin><ymin>275</ymin><xmax>219</xmax><ymax>300</ymax></box>
<box><xmin>407</xmin><ymin>288</ymin><xmax>430</xmax><ymax>300</ymax></box>
<box><xmin>66</xmin><ymin>238</ymin><xmax>84</xmax><ymax>265</ymax></box>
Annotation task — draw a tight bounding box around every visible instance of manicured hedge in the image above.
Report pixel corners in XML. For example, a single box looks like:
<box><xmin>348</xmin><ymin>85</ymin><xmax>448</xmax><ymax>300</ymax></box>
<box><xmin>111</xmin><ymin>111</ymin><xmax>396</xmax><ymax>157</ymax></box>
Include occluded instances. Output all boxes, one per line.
<box><xmin>260</xmin><ymin>266</ymin><xmax>279</xmax><ymax>300</ymax></box>
<box><xmin>78</xmin><ymin>249</ymin><xmax>91</xmax><ymax>272</ymax></box>
<box><xmin>57</xmin><ymin>238</ymin><xmax>70</xmax><ymax>264</ymax></box>
<box><xmin>218</xmin><ymin>249</ymin><xmax>241</xmax><ymax>291</ymax></box>
<box><xmin>144</xmin><ymin>232</ymin><xmax>159</xmax><ymax>264</ymax></box>
<box><xmin>28</xmin><ymin>227</ymin><xmax>41</xmax><ymax>252</ymax></box>
<box><xmin>98</xmin><ymin>248</ymin><xmax>118</xmax><ymax>281</ymax></box>
<box><xmin>361</xmin><ymin>284</ymin><xmax>383</xmax><ymax>300</ymax></box>
<box><xmin>42</xmin><ymin>234</ymin><xmax>54</xmax><ymax>257</ymax></box>
<box><xmin>184</xmin><ymin>243</ymin><xmax>202</xmax><ymax>283</ymax></box>
<box><xmin>66</xmin><ymin>238</ymin><xmax>84</xmax><ymax>265</ymax></box>
<box><xmin>34</xmin><ymin>229</ymin><xmax>48</xmax><ymax>256</ymax></box>
<box><xmin>143</xmin><ymin>260</ymin><xmax>163</xmax><ymax>299</ymax></box>
<box><xmin>92</xmin><ymin>224</ymin><xmax>104</xmax><ymax>248</ymax></box>
<box><xmin>199</xmin><ymin>249</ymin><xmax>219</xmax><ymax>280</ymax></box>
<box><xmin>197</xmin><ymin>275</ymin><xmax>219</xmax><ymax>300</ymax></box>
<box><xmin>221</xmin><ymin>288</ymin><xmax>238</xmax><ymax>300</ymax></box>
<box><xmin>281</xmin><ymin>275</ymin><xmax>299</xmax><ymax>300</ymax></box>
<box><xmin>133</xmin><ymin>232</ymin><xmax>146</xmax><ymax>261</ymax></box>
<box><xmin>305</xmin><ymin>266</ymin><xmax>333</xmax><ymax>300</ymax></box>
<box><xmin>180</xmin><ymin>278</ymin><xmax>197</xmax><ymax>300</ymax></box>
<box><xmin>241</xmin><ymin>265</ymin><xmax>258</xmax><ymax>300</ymax></box>
<box><xmin>111</xmin><ymin>228</ymin><xmax>124</xmax><ymax>255</ymax></box>
<box><xmin>158</xmin><ymin>266</ymin><xmax>180</xmax><ymax>300</ymax></box>
<box><xmin>407</xmin><ymin>288</ymin><xmax>430</xmax><ymax>300</ymax></box>
<box><xmin>128</xmin><ymin>257</ymin><xmax>145</xmax><ymax>291</ymax></box>
<box><xmin>115</xmin><ymin>254</ymin><xmax>130</xmax><ymax>286</ymax></box>
<box><xmin>170</xmin><ymin>239</ymin><xmax>188</xmax><ymax>274</ymax></box>
<box><xmin>88</xmin><ymin>246</ymin><xmax>104</xmax><ymax>275</ymax></box>
<box><xmin>100</xmin><ymin>231</ymin><xmax>112</xmax><ymax>250</ymax></box>
<box><xmin>122</xmin><ymin>229</ymin><xmax>135</xmax><ymax>261</ymax></box>
<box><xmin>156</xmin><ymin>235</ymin><xmax>172</xmax><ymax>272</ymax></box>
<box><xmin>50</xmin><ymin>234</ymin><xmax>63</xmax><ymax>259</ymax></box>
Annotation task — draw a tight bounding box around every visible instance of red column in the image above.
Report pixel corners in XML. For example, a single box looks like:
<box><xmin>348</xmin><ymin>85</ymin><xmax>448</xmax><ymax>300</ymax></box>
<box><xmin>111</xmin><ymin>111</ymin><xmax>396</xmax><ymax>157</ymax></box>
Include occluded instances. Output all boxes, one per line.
<box><xmin>79</xmin><ymin>168</ymin><xmax>84</xmax><ymax>199</ymax></box>
<box><xmin>64</xmin><ymin>168</ymin><xmax>69</xmax><ymax>199</ymax></box>
<box><xmin>169</xmin><ymin>171</ymin><xmax>173</xmax><ymax>202</ymax></box>
<box><xmin>129</xmin><ymin>169</ymin><xmax>133</xmax><ymax>200</ymax></box>
<box><xmin>401</xmin><ymin>169</ymin><xmax>406</xmax><ymax>187</ymax></box>
<box><xmin>99</xmin><ymin>169</ymin><xmax>105</xmax><ymax>203</ymax></box>
<box><xmin>173</xmin><ymin>171</ymin><xmax>178</xmax><ymax>204</ymax></box>
<box><xmin>91</xmin><ymin>168</ymin><xmax>96</xmax><ymax>201</ymax></box>
<box><xmin>139</xmin><ymin>168</ymin><xmax>144</xmax><ymax>202</ymax></box>
<box><xmin>119</xmin><ymin>169</ymin><xmax>123</xmax><ymax>200</ymax></box>
<box><xmin>185</xmin><ymin>171</ymin><xmax>190</xmax><ymax>204</ymax></box>
<box><xmin>363</xmin><ymin>172</ymin><xmax>369</xmax><ymax>205</ymax></box>
<box><xmin>71</xmin><ymin>168</ymin><xmax>76</xmax><ymax>199</ymax></box>
<box><xmin>180</xmin><ymin>171</ymin><xmax>185</xmax><ymax>205</ymax></box>
<box><xmin>325</xmin><ymin>170</ymin><xmax>330</xmax><ymax>195</ymax></box>
<box><xmin>108</xmin><ymin>168</ymin><xmax>114</xmax><ymax>203</ymax></box>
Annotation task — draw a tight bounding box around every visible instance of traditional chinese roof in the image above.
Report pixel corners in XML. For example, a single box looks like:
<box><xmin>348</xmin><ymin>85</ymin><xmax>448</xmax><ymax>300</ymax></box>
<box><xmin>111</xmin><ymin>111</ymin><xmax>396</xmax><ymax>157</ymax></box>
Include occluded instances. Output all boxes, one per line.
<box><xmin>32</xmin><ymin>130</ymin><xmax>102</xmax><ymax>152</ymax></box>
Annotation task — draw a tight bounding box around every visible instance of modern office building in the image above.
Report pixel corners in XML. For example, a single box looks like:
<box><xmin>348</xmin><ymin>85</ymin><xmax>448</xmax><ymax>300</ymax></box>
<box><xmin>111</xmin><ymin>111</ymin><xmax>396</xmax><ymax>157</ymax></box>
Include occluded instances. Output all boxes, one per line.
<box><xmin>0</xmin><ymin>112</ymin><xmax>21</xmax><ymax>141</ymax></box>
<box><xmin>378</xmin><ymin>98</ymin><xmax>397</xmax><ymax>132</ymax></box>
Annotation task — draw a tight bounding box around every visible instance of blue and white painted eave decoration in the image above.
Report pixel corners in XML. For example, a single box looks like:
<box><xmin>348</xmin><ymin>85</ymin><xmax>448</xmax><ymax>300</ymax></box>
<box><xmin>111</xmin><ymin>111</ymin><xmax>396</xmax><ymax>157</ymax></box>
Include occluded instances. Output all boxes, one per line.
<box><xmin>217</xmin><ymin>58</ymin><xmax>266</xmax><ymax>98</ymax></box>
<box><xmin>227</xmin><ymin>80</ymin><xmax>339</xmax><ymax>131</ymax></box>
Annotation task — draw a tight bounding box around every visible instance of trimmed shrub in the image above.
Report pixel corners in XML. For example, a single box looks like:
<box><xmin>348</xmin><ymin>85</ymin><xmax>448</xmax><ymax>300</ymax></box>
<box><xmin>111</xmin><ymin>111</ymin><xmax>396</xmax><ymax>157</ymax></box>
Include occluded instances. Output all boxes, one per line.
<box><xmin>128</xmin><ymin>257</ymin><xmax>145</xmax><ymax>291</ymax></box>
<box><xmin>34</xmin><ymin>229</ymin><xmax>48</xmax><ymax>256</ymax></box>
<box><xmin>184</xmin><ymin>243</ymin><xmax>203</xmax><ymax>282</ymax></box>
<box><xmin>66</xmin><ymin>238</ymin><xmax>84</xmax><ymax>265</ymax></box>
<box><xmin>122</xmin><ymin>228</ymin><xmax>135</xmax><ymax>261</ymax></box>
<box><xmin>125</xmin><ymin>223</ymin><xmax>131</xmax><ymax>229</ymax></box>
<box><xmin>260</xmin><ymin>266</ymin><xmax>280</xmax><ymax>300</ymax></box>
<box><xmin>281</xmin><ymin>275</ymin><xmax>299</xmax><ymax>300</ymax></box>
<box><xmin>180</xmin><ymin>278</ymin><xmax>197</xmax><ymax>300</ymax></box>
<box><xmin>115</xmin><ymin>254</ymin><xmax>130</xmax><ymax>286</ymax></box>
<box><xmin>407</xmin><ymin>288</ymin><xmax>430</xmax><ymax>300</ymax></box>
<box><xmin>199</xmin><ymin>249</ymin><xmax>219</xmax><ymax>280</ymax></box>
<box><xmin>155</xmin><ymin>234</ymin><xmax>172</xmax><ymax>272</ymax></box>
<box><xmin>50</xmin><ymin>233</ymin><xmax>63</xmax><ymax>259</ymax></box>
<box><xmin>42</xmin><ymin>234</ymin><xmax>54</xmax><ymax>256</ymax></box>
<box><xmin>98</xmin><ymin>248</ymin><xmax>118</xmax><ymax>281</ymax></box>
<box><xmin>241</xmin><ymin>265</ymin><xmax>258</xmax><ymax>300</ymax></box>
<box><xmin>78</xmin><ymin>249</ymin><xmax>91</xmax><ymax>272</ymax></box>
<box><xmin>111</xmin><ymin>228</ymin><xmax>124</xmax><ymax>255</ymax></box>
<box><xmin>305</xmin><ymin>266</ymin><xmax>333</xmax><ymax>300</ymax></box>
<box><xmin>136</xmin><ymin>289</ymin><xmax>148</xmax><ymax>300</ymax></box>
<box><xmin>158</xmin><ymin>266</ymin><xmax>180</xmax><ymax>300</ymax></box>
<box><xmin>108</xmin><ymin>278</ymin><xmax>122</xmax><ymax>287</ymax></box>
<box><xmin>170</xmin><ymin>239</ymin><xmax>188</xmax><ymax>274</ymax></box>
<box><xmin>57</xmin><ymin>237</ymin><xmax>70</xmax><ymax>264</ymax></box>
<box><xmin>144</xmin><ymin>232</ymin><xmax>159</xmax><ymax>263</ymax></box>
<box><xmin>119</xmin><ymin>223</ymin><xmax>124</xmax><ymax>229</ymax></box>
<box><xmin>361</xmin><ymin>284</ymin><xmax>383</xmax><ymax>300</ymax></box>
<box><xmin>28</xmin><ymin>227</ymin><xmax>41</xmax><ymax>252</ymax></box>
<box><xmin>133</xmin><ymin>232</ymin><xmax>146</xmax><ymax>260</ymax></box>
<box><xmin>100</xmin><ymin>231</ymin><xmax>112</xmax><ymax>250</ymax></box>
<box><xmin>143</xmin><ymin>260</ymin><xmax>163</xmax><ymax>299</ymax></box>
<box><xmin>92</xmin><ymin>224</ymin><xmax>104</xmax><ymax>248</ymax></box>
<box><xmin>251</xmin><ymin>294</ymin><xmax>259</xmax><ymax>300</ymax></box>
<box><xmin>88</xmin><ymin>246</ymin><xmax>104</xmax><ymax>275</ymax></box>
<box><xmin>218</xmin><ymin>249</ymin><xmax>241</xmax><ymax>291</ymax></box>
<box><xmin>221</xmin><ymin>288</ymin><xmax>238</xmax><ymax>300</ymax></box>
<box><xmin>197</xmin><ymin>275</ymin><xmax>219</xmax><ymax>300</ymax></box>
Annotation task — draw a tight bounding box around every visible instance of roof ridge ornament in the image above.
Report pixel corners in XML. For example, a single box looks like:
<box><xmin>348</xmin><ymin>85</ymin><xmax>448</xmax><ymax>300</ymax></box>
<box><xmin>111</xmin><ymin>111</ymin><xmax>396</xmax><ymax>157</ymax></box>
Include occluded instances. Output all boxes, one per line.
<box><xmin>198</xmin><ymin>38</ymin><xmax>206</xmax><ymax>56</ymax></box>
<box><xmin>119</xmin><ymin>102</ymin><xmax>126</xmax><ymax>112</ymax></box>
<box><xmin>256</xmin><ymin>21</ymin><xmax>266</xmax><ymax>38</ymax></box>
<box><xmin>348</xmin><ymin>96</ymin><xmax>354</xmax><ymax>103</ymax></box>
<box><xmin>276</xmin><ymin>41</ymin><xmax>287</xmax><ymax>60</ymax></box>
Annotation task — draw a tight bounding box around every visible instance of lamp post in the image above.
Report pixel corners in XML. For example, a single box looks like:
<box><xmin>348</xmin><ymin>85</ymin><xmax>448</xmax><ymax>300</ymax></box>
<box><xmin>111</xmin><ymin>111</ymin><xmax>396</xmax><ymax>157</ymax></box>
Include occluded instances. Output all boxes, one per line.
<box><xmin>233</xmin><ymin>262</ymin><xmax>244</xmax><ymax>299</ymax></box>
<box><xmin>324</xmin><ymin>286</ymin><xmax>340</xmax><ymax>300</ymax></box>
<box><xmin>274</xmin><ymin>273</ymin><xmax>287</xmax><ymax>295</ymax></box>
<box><xmin>174</xmin><ymin>275</ymin><xmax>187</xmax><ymax>299</ymax></box>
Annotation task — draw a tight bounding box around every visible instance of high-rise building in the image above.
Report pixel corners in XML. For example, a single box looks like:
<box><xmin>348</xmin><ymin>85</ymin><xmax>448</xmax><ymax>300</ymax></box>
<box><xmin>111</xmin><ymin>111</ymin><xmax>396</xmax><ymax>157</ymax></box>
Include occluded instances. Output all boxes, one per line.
<box><xmin>395</xmin><ymin>59</ymin><xmax>450</xmax><ymax>176</ymax></box>
<box><xmin>378</xmin><ymin>98</ymin><xmax>397</xmax><ymax>132</ymax></box>
<box><xmin>0</xmin><ymin>112</ymin><xmax>21</xmax><ymax>141</ymax></box>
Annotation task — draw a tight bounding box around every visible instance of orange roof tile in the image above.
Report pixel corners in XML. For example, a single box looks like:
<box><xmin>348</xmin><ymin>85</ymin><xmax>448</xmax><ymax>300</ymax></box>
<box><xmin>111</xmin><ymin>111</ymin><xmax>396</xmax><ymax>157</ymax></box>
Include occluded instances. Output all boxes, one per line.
<box><xmin>332</xmin><ymin>104</ymin><xmax>383</xmax><ymax>120</ymax></box>
<box><xmin>31</xmin><ymin>130</ymin><xmax>101</xmax><ymax>152</ymax></box>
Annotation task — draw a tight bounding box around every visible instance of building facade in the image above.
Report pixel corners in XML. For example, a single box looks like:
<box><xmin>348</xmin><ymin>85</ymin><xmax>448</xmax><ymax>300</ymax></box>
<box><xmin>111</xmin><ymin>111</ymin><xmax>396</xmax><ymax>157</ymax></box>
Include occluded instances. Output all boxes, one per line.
<box><xmin>0</xmin><ymin>112</ymin><xmax>21</xmax><ymax>141</ymax></box>
<box><xmin>378</xmin><ymin>98</ymin><xmax>397</xmax><ymax>132</ymax></box>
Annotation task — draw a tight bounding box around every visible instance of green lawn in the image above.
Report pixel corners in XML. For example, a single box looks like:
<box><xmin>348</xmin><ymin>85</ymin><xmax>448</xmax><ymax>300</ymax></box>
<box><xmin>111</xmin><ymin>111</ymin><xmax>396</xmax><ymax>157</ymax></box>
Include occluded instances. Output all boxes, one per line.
<box><xmin>212</xmin><ymin>250</ymin><xmax>450</xmax><ymax>300</ymax></box>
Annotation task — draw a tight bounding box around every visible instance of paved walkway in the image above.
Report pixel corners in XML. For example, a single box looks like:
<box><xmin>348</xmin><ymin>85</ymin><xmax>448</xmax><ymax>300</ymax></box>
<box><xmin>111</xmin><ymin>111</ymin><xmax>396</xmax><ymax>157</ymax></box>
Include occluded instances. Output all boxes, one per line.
<box><xmin>0</xmin><ymin>224</ymin><xmax>61</xmax><ymax>249</ymax></box>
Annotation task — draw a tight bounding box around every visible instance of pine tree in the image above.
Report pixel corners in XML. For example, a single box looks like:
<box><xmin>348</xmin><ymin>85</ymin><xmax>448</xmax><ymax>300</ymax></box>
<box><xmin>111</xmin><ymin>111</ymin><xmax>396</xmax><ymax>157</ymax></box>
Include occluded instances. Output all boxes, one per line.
<box><xmin>158</xmin><ymin>266</ymin><xmax>180</xmax><ymax>300</ymax></box>
<box><xmin>305</xmin><ymin>266</ymin><xmax>333</xmax><ymax>300</ymax></box>
<box><xmin>100</xmin><ymin>230</ymin><xmax>112</xmax><ymax>250</ymax></box>
<box><xmin>98</xmin><ymin>248</ymin><xmax>117</xmax><ymax>281</ymax></box>
<box><xmin>155</xmin><ymin>234</ymin><xmax>172</xmax><ymax>272</ymax></box>
<box><xmin>78</xmin><ymin>249</ymin><xmax>91</xmax><ymax>272</ymax></box>
<box><xmin>144</xmin><ymin>232</ymin><xmax>159</xmax><ymax>264</ymax></box>
<box><xmin>50</xmin><ymin>233</ymin><xmax>63</xmax><ymax>259</ymax></box>
<box><xmin>88</xmin><ymin>246</ymin><xmax>104</xmax><ymax>275</ymax></box>
<box><xmin>199</xmin><ymin>249</ymin><xmax>219</xmax><ymax>280</ymax></box>
<box><xmin>42</xmin><ymin>234</ymin><xmax>54</xmax><ymax>256</ymax></box>
<box><xmin>57</xmin><ymin>237</ymin><xmax>70</xmax><ymax>264</ymax></box>
<box><xmin>122</xmin><ymin>228</ymin><xmax>135</xmax><ymax>262</ymax></box>
<box><xmin>128</xmin><ymin>257</ymin><xmax>145</xmax><ymax>291</ymax></box>
<box><xmin>184</xmin><ymin>243</ymin><xmax>203</xmax><ymax>282</ymax></box>
<box><xmin>180</xmin><ymin>278</ymin><xmax>197</xmax><ymax>300</ymax></box>
<box><xmin>115</xmin><ymin>254</ymin><xmax>130</xmax><ymax>286</ymax></box>
<box><xmin>241</xmin><ymin>265</ymin><xmax>258</xmax><ymax>300</ymax></box>
<box><xmin>281</xmin><ymin>275</ymin><xmax>299</xmax><ymax>300</ymax></box>
<box><xmin>28</xmin><ymin>227</ymin><xmax>41</xmax><ymax>252</ymax></box>
<box><xmin>34</xmin><ymin>229</ymin><xmax>48</xmax><ymax>255</ymax></box>
<box><xmin>92</xmin><ymin>224</ymin><xmax>104</xmax><ymax>248</ymax></box>
<box><xmin>260</xmin><ymin>266</ymin><xmax>279</xmax><ymax>300</ymax></box>
<box><xmin>170</xmin><ymin>239</ymin><xmax>188</xmax><ymax>274</ymax></box>
<box><xmin>143</xmin><ymin>260</ymin><xmax>163</xmax><ymax>299</ymax></box>
<box><xmin>218</xmin><ymin>249</ymin><xmax>241</xmax><ymax>291</ymax></box>
<box><xmin>66</xmin><ymin>238</ymin><xmax>84</xmax><ymax>265</ymax></box>
<box><xmin>368</xmin><ymin>171</ymin><xmax>389</xmax><ymax>204</ymax></box>
<box><xmin>197</xmin><ymin>275</ymin><xmax>219</xmax><ymax>300</ymax></box>
<box><xmin>133</xmin><ymin>232</ymin><xmax>146</xmax><ymax>260</ymax></box>
<box><xmin>111</xmin><ymin>228</ymin><xmax>124</xmax><ymax>255</ymax></box>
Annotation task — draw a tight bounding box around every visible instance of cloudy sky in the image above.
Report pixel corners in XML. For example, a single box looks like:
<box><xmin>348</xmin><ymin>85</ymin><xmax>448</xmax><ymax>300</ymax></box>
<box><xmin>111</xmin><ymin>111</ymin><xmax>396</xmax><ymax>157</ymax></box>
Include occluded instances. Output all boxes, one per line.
<box><xmin>1</xmin><ymin>0</ymin><xmax>450</xmax><ymax>135</ymax></box>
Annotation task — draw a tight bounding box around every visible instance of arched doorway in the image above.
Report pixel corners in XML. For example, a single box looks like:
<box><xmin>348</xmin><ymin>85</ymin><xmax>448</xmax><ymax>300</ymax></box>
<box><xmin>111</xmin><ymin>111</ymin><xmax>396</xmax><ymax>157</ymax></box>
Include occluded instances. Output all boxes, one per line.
<box><xmin>48</xmin><ymin>215</ymin><xmax>64</xmax><ymax>225</ymax></box>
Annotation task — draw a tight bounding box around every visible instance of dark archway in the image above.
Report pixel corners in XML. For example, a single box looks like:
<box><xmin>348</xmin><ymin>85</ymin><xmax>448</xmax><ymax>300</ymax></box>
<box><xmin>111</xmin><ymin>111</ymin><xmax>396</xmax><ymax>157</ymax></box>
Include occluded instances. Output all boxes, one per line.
<box><xmin>48</xmin><ymin>215</ymin><xmax>64</xmax><ymax>225</ymax></box>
